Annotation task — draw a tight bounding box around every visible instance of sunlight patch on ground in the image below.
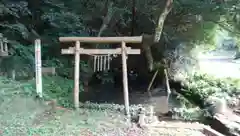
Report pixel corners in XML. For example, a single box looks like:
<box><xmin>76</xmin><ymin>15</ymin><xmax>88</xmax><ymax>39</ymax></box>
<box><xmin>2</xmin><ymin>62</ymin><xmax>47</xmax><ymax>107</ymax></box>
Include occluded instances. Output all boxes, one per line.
<box><xmin>197</xmin><ymin>50</ymin><xmax>240</xmax><ymax>78</ymax></box>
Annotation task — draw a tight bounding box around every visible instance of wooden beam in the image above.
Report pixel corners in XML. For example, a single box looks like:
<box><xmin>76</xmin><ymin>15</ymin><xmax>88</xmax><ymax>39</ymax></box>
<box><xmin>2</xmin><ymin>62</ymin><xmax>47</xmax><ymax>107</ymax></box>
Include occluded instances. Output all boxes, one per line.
<box><xmin>59</xmin><ymin>36</ymin><xmax>142</xmax><ymax>43</ymax></box>
<box><xmin>42</xmin><ymin>67</ymin><xmax>56</xmax><ymax>76</ymax></box>
<box><xmin>0</xmin><ymin>51</ymin><xmax>8</xmax><ymax>56</ymax></box>
<box><xmin>61</xmin><ymin>47</ymin><xmax>141</xmax><ymax>55</ymax></box>
<box><xmin>74</xmin><ymin>41</ymin><xmax>80</xmax><ymax>110</ymax></box>
<box><xmin>203</xmin><ymin>126</ymin><xmax>225</xmax><ymax>136</ymax></box>
<box><xmin>121</xmin><ymin>41</ymin><xmax>130</xmax><ymax>117</ymax></box>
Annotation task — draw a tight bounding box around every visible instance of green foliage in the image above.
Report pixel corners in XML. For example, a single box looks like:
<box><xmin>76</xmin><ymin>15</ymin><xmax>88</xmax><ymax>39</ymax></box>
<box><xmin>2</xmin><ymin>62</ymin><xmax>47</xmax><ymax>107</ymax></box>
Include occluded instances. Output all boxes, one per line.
<box><xmin>181</xmin><ymin>72</ymin><xmax>240</xmax><ymax>108</ymax></box>
<box><xmin>0</xmin><ymin>43</ymin><xmax>35</xmax><ymax>79</ymax></box>
<box><xmin>1</xmin><ymin>0</ymin><xmax>239</xmax><ymax>45</ymax></box>
<box><xmin>41</xmin><ymin>76</ymin><xmax>75</xmax><ymax>107</ymax></box>
<box><xmin>169</xmin><ymin>72</ymin><xmax>240</xmax><ymax>121</ymax></box>
<box><xmin>0</xmin><ymin>75</ymin><xmax>78</xmax><ymax>108</ymax></box>
<box><xmin>172</xmin><ymin>107</ymin><xmax>207</xmax><ymax>121</ymax></box>
<box><xmin>0</xmin><ymin>0</ymin><xmax>239</xmax><ymax>81</ymax></box>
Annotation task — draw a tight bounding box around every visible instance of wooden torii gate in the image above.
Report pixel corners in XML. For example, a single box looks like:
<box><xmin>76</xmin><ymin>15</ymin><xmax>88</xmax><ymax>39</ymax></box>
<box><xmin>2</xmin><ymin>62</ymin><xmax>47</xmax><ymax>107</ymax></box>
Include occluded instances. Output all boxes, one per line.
<box><xmin>59</xmin><ymin>36</ymin><xmax>142</xmax><ymax>116</ymax></box>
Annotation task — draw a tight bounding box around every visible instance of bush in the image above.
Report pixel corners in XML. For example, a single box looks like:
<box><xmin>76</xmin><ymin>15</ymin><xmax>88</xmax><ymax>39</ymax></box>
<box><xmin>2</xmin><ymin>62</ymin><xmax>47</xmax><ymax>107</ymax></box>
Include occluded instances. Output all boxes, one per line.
<box><xmin>181</xmin><ymin>72</ymin><xmax>240</xmax><ymax>107</ymax></box>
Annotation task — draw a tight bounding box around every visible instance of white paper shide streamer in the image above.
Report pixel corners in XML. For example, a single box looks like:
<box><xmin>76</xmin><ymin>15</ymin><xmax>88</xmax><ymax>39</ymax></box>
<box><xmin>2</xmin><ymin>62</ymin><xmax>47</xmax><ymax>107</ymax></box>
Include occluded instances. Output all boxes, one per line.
<box><xmin>93</xmin><ymin>54</ymin><xmax>112</xmax><ymax>72</ymax></box>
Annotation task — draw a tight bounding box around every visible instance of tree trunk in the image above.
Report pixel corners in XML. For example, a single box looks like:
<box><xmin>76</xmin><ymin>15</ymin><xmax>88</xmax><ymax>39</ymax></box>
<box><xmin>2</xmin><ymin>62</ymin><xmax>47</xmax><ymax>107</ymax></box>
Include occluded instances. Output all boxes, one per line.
<box><xmin>142</xmin><ymin>0</ymin><xmax>173</xmax><ymax>71</ymax></box>
<box><xmin>154</xmin><ymin>0</ymin><xmax>173</xmax><ymax>42</ymax></box>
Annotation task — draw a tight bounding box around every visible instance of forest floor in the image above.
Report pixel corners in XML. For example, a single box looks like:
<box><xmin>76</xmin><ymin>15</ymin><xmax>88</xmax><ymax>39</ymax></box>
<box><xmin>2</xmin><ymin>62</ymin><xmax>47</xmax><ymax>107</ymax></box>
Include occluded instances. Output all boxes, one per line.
<box><xmin>0</xmin><ymin>96</ymin><xmax>207</xmax><ymax>136</ymax></box>
<box><xmin>0</xmin><ymin>77</ymin><xmax>207</xmax><ymax>136</ymax></box>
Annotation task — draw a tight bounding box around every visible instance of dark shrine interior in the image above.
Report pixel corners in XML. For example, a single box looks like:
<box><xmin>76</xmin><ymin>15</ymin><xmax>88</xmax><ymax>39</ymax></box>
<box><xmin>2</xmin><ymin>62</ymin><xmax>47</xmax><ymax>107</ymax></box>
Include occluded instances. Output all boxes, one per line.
<box><xmin>59</xmin><ymin>42</ymin><xmax>183</xmax><ymax>105</ymax></box>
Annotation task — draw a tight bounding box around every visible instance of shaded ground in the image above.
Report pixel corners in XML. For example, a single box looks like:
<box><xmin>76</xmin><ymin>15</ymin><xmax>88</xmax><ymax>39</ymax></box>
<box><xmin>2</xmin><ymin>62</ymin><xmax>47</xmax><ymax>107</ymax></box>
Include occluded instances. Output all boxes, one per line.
<box><xmin>79</xmin><ymin>84</ymin><xmax>203</xmax><ymax>121</ymax></box>
<box><xmin>0</xmin><ymin>76</ymin><xmax>207</xmax><ymax>136</ymax></box>
<box><xmin>80</xmin><ymin>84</ymin><xmax>184</xmax><ymax>107</ymax></box>
<box><xmin>0</xmin><ymin>96</ymin><xmax>138</xmax><ymax>136</ymax></box>
<box><xmin>0</xmin><ymin>96</ymin><xmax>206</xmax><ymax>136</ymax></box>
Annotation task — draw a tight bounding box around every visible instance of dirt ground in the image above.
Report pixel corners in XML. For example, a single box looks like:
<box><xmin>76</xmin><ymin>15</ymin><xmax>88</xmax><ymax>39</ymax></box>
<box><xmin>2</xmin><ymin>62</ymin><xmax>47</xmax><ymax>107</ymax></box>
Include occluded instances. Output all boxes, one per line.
<box><xmin>0</xmin><ymin>96</ymin><xmax>208</xmax><ymax>136</ymax></box>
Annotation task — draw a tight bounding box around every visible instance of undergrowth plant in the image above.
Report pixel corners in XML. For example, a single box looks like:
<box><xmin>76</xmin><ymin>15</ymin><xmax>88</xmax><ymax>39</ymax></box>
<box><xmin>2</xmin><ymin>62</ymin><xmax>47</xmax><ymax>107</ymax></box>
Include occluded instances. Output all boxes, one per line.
<box><xmin>181</xmin><ymin>72</ymin><xmax>240</xmax><ymax>108</ymax></box>
<box><xmin>0</xmin><ymin>75</ymin><xmax>77</xmax><ymax>108</ymax></box>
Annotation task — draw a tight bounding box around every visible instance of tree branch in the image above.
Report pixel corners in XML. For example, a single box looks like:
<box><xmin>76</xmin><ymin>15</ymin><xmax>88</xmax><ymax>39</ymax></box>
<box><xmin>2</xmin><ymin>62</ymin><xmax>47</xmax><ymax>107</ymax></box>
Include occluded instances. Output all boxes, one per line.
<box><xmin>154</xmin><ymin>0</ymin><xmax>173</xmax><ymax>42</ymax></box>
<box><xmin>97</xmin><ymin>1</ymin><xmax>114</xmax><ymax>37</ymax></box>
<box><xmin>142</xmin><ymin>0</ymin><xmax>173</xmax><ymax>71</ymax></box>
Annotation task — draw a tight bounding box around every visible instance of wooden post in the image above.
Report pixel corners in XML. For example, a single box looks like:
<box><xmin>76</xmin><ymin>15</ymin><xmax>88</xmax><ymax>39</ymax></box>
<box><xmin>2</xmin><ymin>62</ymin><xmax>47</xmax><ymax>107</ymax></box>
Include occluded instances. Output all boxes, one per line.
<box><xmin>3</xmin><ymin>38</ymin><xmax>8</xmax><ymax>54</ymax></box>
<box><xmin>164</xmin><ymin>68</ymin><xmax>171</xmax><ymax>94</ymax></box>
<box><xmin>74</xmin><ymin>41</ymin><xmax>80</xmax><ymax>109</ymax></box>
<box><xmin>121</xmin><ymin>41</ymin><xmax>130</xmax><ymax>117</ymax></box>
<box><xmin>147</xmin><ymin>70</ymin><xmax>159</xmax><ymax>97</ymax></box>
<box><xmin>0</xmin><ymin>34</ymin><xmax>3</xmax><ymax>53</ymax></box>
<box><xmin>35</xmin><ymin>39</ymin><xmax>43</xmax><ymax>98</ymax></box>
